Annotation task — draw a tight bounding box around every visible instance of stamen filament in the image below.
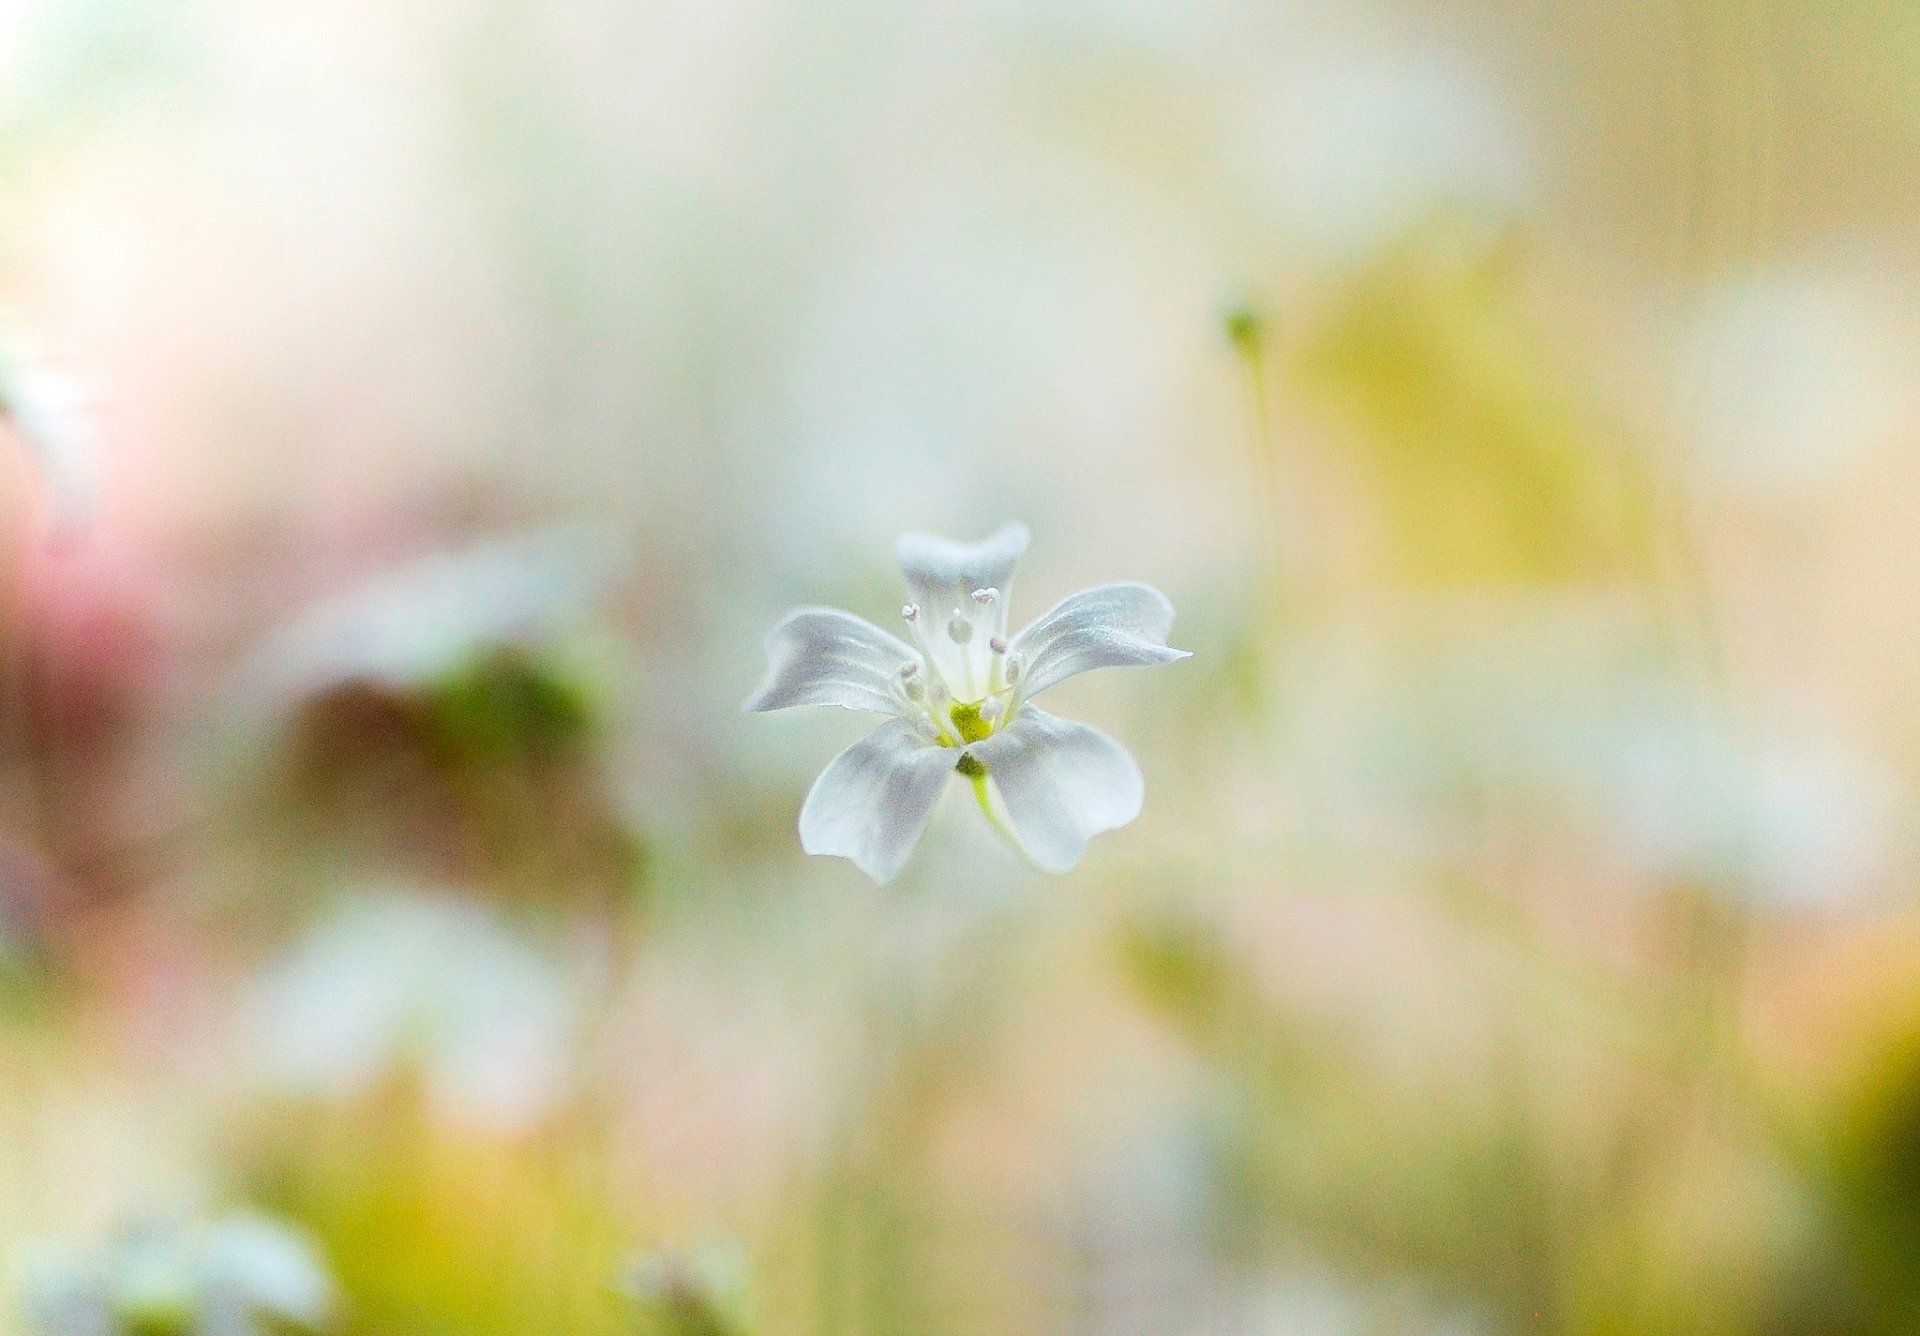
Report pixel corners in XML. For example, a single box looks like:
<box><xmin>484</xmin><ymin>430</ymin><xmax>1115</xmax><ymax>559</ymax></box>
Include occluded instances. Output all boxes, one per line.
<box><xmin>946</xmin><ymin>608</ymin><xmax>980</xmax><ymax>700</ymax></box>
<box><xmin>903</xmin><ymin>602</ymin><xmax>960</xmax><ymax>702</ymax></box>
<box><xmin>986</xmin><ymin>636</ymin><xmax>1009</xmax><ymax>695</ymax></box>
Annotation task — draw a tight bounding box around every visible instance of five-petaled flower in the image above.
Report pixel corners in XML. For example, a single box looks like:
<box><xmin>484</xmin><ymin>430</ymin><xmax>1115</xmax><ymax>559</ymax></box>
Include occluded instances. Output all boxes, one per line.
<box><xmin>744</xmin><ymin>523</ymin><xmax>1189</xmax><ymax>883</ymax></box>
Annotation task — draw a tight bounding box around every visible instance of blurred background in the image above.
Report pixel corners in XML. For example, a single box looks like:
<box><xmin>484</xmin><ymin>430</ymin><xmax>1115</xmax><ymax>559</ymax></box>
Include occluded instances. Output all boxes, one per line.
<box><xmin>1</xmin><ymin>0</ymin><xmax>1919</xmax><ymax>1332</ymax></box>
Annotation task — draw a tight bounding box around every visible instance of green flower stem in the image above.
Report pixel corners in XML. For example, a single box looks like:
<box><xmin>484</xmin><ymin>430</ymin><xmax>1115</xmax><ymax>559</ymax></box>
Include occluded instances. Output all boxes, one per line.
<box><xmin>966</xmin><ymin>768</ymin><xmax>1037</xmax><ymax>869</ymax></box>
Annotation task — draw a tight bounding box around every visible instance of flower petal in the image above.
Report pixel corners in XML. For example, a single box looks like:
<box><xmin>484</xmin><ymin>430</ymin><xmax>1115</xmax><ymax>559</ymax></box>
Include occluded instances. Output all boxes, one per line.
<box><xmin>896</xmin><ymin>522</ymin><xmax>1030</xmax><ymax>625</ymax></box>
<box><xmin>798</xmin><ymin>719</ymin><xmax>958</xmax><ymax>882</ymax></box>
<box><xmin>1009</xmin><ymin>582</ymin><xmax>1190</xmax><ymax>699</ymax></box>
<box><xmin>965</xmin><ymin>707</ymin><xmax>1144</xmax><ymax>872</ymax></box>
<box><xmin>743</xmin><ymin>606</ymin><xmax>918</xmax><ymax>714</ymax></box>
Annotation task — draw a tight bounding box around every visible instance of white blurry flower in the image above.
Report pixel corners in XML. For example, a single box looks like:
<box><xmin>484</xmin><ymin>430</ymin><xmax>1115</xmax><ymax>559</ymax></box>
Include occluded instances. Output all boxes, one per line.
<box><xmin>245</xmin><ymin>890</ymin><xmax>584</xmax><ymax>1131</ymax></box>
<box><xmin>19</xmin><ymin>1215</ymin><xmax>335</xmax><ymax>1336</ymax></box>
<box><xmin>1612</xmin><ymin>715</ymin><xmax>1903</xmax><ymax>911</ymax></box>
<box><xmin>1680</xmin><ymin>266</ymin><xmax>1912</xmax><ymax>492</ymax></box>
<box><xmin>621</xmin><ymin>1241</ymin><xmax>754</xmax><ymax>1336</ymax></box>
<box><xmin>744</xmin><ymin>523</ymin><xmax>1188</xmax><ymax>883</ymax></box>
<box><xmin>230</xmin><ymin>524</ymin><xmax>623</xmax><ymax>724</ymax></box>
<box><xmin>1241</xmin><ymin>50</ymin><xmax>1528</xmax><ymax>258</ymax></box>
<box><xmin>0</xmin><ymin>338</ymin><xmax>95</xmax><ymax>531</ymax></box>
<box><xmin>1242</xmin><ymin>1267</ymin><xmax>1488</xmax><ymax>1336</ymax></box>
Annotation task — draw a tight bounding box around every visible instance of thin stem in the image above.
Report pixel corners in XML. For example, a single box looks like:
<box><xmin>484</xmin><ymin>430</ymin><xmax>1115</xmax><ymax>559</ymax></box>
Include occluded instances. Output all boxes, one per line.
<box><xmin>1226</xmin><ymin>305</ymin><xmax>1290</xmax><ymax>591</ymax></box>
<box><xmin>958</xmin><ymin>635</ymin><xmax>978</xmax><ymax>703</ymax></box>
<box><xmin>969</xmin><ymin>771</ymin><xmax>1039</xmax><ymax>869</ymax></box>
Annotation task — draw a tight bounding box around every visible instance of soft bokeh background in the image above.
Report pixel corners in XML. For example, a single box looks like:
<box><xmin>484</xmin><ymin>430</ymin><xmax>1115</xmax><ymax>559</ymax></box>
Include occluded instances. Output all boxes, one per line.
<box><xmin>3</xmin><ymin>0</ymin><xmax>1920</xmax><ymax>1332</ymax></box>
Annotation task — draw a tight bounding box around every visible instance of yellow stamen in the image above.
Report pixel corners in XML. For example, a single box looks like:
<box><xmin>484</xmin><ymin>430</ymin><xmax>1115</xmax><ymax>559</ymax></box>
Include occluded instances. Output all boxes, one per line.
<box><xmin>948</xmin><ymin>701</ymin><xmax>993</xmax><ymax>743</ymax></box>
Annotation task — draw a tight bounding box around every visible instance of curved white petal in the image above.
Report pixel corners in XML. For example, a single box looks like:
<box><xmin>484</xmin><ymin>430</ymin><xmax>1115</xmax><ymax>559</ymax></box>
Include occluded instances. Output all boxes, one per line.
<box><xmin>896</xmin><ymin>522</ymin><xmax>1030</xmax><ymax>617</ymax></box>
<box><xmin>743</xmin><ymin>606</ymin><xmax>918</xmax><ymax>714</ymax></box>
<box><xmin>798</xmin><ymin>719</ymin><xmax>958</xmax><ymax>883</ymax></box>
<box><xmin>1009</xmin><ymin>582</ymin><xmax>1190</xmax><ymax>699</ymax></box>
<box><xmin>965</xmin><ymin>707</ymin><xmax>1144</xmax><ymax>872</ymax></box>
<box><xmin>203</xmin><ymin>1217</ymin><xmax>336</xmax><ymax>1326</ymax></box>
<box><xmin>896</xmin><ymin>523</ymin><xmax>1029</xmax><ymax>693</ymax></box>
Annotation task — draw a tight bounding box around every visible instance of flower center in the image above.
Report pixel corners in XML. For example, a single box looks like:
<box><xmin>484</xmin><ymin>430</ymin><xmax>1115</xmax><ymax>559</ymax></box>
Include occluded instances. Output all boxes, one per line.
<box><xmin>948</xmin><ymin>700</ymin><xmax>993</xmax><ymax>744</ymax></box>
<box><xmin>897</xmin><ymin>588</ymin><xmax>1022</xmax><ymax>747</ymax></box>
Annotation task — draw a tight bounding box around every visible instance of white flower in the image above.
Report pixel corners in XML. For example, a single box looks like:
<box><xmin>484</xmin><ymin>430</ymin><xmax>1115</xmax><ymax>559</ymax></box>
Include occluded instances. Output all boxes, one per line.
<box><xmin>245</xmin><ymin>889</ymin><xmax>584</xmax><ymax>1132</ymax></box>
<box><xmin>0</xmin><ymin>340</ymin><xmax>95</xmax><ymax>531</ymax></box>
<box><xmin>19</xmin><ymin>1215</ymin><xmax>336</xmax><ymax>1336</ymax></box>
<box><xmin>622</xmin><ymin>1241</ymin><xmax>754</xmax><ymax>1336</ymax></box>
<box><xmin>744</xmin><ymin>523</ymin><xmax>1189</xmax><ymax>882</ymax></box>
<box><xmin>227</xmin><ymin>524</ymin><xmax>622</xmax><ymax>730</ymax></box>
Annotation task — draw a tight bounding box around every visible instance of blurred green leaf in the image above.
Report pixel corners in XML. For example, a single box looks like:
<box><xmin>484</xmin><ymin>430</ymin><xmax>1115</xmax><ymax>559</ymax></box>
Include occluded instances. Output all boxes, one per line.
<box><xmin>1810</xmin><ymin>1002</ymin><xmax>1920</xmax><ymax>1331</ymax></box>
<box><xmin>423</xmin><ymin>646</ymin><xmax>599</xmax><ymax>770</ymax></box>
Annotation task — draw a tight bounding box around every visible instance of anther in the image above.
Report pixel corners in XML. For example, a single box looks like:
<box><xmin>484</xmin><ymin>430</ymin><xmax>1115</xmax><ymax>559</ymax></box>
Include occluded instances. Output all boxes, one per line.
<box><xmin>1004</xmin><ymin>656</ymin><xmax>1022</xmax><ymax>684</ymax></box>
<box><xmin>903</xmin><ymin>678</ymin><xmax>925</xmax><ymax>701</ymax></box>
<box><xmin>946</xmin><ymin>613</ymin><xmax>973</xmax><ymax>644</ymax></box>
<box><xmin>989</xmin><ymin>636</ymin><xmax>1007</xmax><ymax>655</ymax></box>
<box><xmin>901</xmin><ymin>603</ymin><xmax>920</xmax><ymax>623</ymax></box>
<box><xmin>971</xmin><ymin>588</ymin><xmax>997</xmax><ymax>606</ymax></box>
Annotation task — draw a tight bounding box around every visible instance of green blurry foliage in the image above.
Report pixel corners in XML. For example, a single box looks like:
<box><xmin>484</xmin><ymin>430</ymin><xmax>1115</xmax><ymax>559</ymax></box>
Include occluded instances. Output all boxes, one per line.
<box><xmin>283</xmin><ymin>643</ymin><xmax>602</xmax><ymax>780</ymax></box>
<box><xmin>1292</xmin><ymin>215</ymin><xmax>1654</xmax><ymax>588</ymax></box>
<box><xmin>1118</xmin><ymin>910</ymin><xmax>1541</xmax><ymax>1296</ymax></box>
<box><xmin>1118</xmin><ymin>906</ymin><xmax>1650</xmax><ymax>1332</ymax></box>
<box><xmin>1119</xmin><ymin>898</ymin><xmax>1902</xmax><ymax>1336</ymax></box>
<box><xmin>266</xmin><ymin>645</ymin><xmax>648</xmax><ymax>910</ymax></box>
<box><xmin>746</xmin><ymin>954</ymin><xmax>1059</xmax><ymax>1336</ymax></box>
<box><xmin>771</xmin><ymin>1157</ymin><xmax>947</xmax><ymax>1336</ymax></box>
<box><xmin>1812</xmin><ymin>995</ymin><xmax>1920</xmax><ymax>1332</ymax></box>
<box><xmin>1565</xmin><ymin>1138</ymin><xmax>1865</xmax><ymax>1336</ymax></box>
<box><xmin>1117</xmin><ymin>907</ymin><xmax>1238</xmax><ymax>1041</ymax></box>
<box><xmin>1223</xmin><ymin>305</ymin><xmax>1267</xmax><ymax>366</ymax></box>
<box><xmin>755</xmin><ymin>1135</ymin><xmax>1045</xmax><ymax>1336</ymax></box>
<box><xmin>422</xmin><ymin>646</ymin><xmax>598</xmax><ymax>769</ymax></box>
